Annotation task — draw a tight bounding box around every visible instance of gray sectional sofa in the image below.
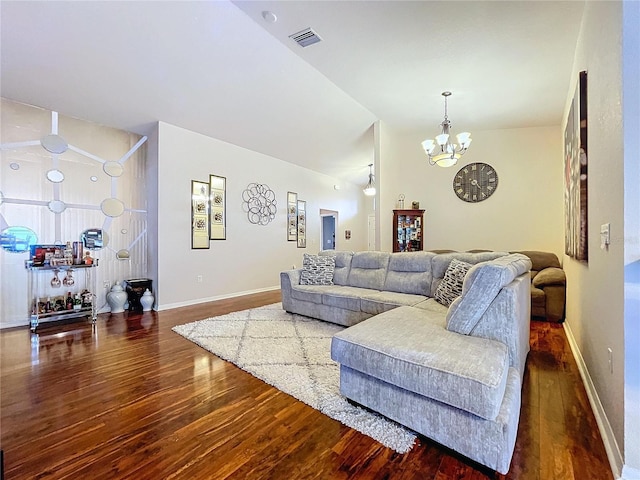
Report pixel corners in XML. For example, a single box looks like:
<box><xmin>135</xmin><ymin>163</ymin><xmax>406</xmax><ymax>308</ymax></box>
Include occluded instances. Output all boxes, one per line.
<box><xmin>280</xmin><ymin>250</ymin><xmax>532</xmax><ymax>474</ymax></box>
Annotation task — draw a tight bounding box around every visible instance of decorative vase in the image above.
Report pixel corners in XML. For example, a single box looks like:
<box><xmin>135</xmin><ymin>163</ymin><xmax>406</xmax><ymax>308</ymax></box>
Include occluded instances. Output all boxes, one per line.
<box><xmin>140</xmin><ymin>289</ymin><xmax>154</xmax><ymax>312</ymax></box>
<box><xmin>107</xmin><ymin>282</ymin><xmax>127</xmax><ymax>313</ymax></box>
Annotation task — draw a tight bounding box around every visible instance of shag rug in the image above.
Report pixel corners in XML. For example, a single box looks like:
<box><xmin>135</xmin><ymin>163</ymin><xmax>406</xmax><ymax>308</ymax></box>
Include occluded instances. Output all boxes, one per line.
<box><xmin>172</xmin><ymin>302</ymin><xmax>417</xmax><ymax>453</ymax></box>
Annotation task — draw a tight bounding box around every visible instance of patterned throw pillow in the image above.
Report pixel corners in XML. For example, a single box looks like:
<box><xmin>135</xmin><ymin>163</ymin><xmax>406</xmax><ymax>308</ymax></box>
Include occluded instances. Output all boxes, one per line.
<box><xmin>434</xmin><ymin>259</ymin><xmax>472</xmax><ymax>307</ymax></box>
<box><xmin>300</xmin><ymin>254</ymin><xmax>336</xmax><ymax>285</ymax></box>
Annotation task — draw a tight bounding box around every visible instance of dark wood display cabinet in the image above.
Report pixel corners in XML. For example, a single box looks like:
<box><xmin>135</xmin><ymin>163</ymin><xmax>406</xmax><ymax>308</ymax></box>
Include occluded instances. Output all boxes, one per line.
<box><xmin>393</xmin><ymin>209</ymin><xmax>425</xmax><ymax>252</ymax></box>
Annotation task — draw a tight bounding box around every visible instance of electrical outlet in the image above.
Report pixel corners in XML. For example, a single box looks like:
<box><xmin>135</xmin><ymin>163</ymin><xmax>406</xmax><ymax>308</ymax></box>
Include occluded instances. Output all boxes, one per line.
<box><xmin>103</xmin><ymin>280</ymin><xmax>111</xmax><ymax>290</ymax></box>
<box><xmin>196</xmin><ymin>275</ymin><xmax>203</xmax><ymax>283</ymax></box>
<box><xmin>608</xmin><ymin>348</ymin><xmax>613</xmax><ymax>374</ymax></box>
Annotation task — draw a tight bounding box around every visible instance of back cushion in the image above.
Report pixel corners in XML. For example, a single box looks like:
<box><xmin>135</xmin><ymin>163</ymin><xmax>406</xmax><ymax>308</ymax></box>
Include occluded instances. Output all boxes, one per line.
<box><xmin>431</xmin><ymin>251</ymin><xmax>508</xmax><ymax>297</ymax></box>
<box><xmin>511</xmin><ymin>250</ymin><xmax>561</xmax><ymax>271</ymax></box>
<box><xmin>347</xmin><ymin>252</ymin><xmax>390</xmax><ymax>290</ymax></box>
<box><xmin>318</xmin><ymin>250</ymin><xmax>353</xmax><ymax>285</ymax></box>
<box><xmin>383</xmin><ymin>251</ymin><xmax>435</xmax><ymax>295</ymax></box>
<box><xmin>446</xmin><ymin>253</ymin><xmax>532</xmax><ymax>334</ymax></box>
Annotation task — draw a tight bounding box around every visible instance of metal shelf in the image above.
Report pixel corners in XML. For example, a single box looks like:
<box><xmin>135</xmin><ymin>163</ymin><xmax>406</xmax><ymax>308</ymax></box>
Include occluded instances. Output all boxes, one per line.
<box><xmin>25</xmin><ymin>260</ymin><xmax>98</xmax><ymax>271</ymax></box>
<box><xmin>30</xmin><ymin>307</ymin><xmax>93</xmax><ymax>323</ymax></box>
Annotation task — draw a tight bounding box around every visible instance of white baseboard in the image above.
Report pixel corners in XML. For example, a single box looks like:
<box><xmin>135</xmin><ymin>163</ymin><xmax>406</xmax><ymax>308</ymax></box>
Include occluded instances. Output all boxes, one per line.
<box><xmin>157</xmin><ymin>286</ymin><xmax>280</xmax><ymax>312</ymax></box>
<box><xmin>563</xmin><ymin>321</ymin><xmax>623</xmax><ymax>479</ymax></box>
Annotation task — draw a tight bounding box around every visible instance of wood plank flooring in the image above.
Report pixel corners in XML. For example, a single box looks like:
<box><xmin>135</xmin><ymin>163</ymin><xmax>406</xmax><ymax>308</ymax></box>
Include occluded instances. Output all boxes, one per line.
<box><xmin>0</xmin><ymin>291</ymin><xmax>613</xmax><ymax>479</ymax></box>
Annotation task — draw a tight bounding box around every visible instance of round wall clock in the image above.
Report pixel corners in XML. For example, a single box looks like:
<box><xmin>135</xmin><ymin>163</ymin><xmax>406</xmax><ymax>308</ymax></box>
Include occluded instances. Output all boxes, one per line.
<box><xmin>453</xmin><ymin>162</ymin><xmax>498</xmax><ymax>203</ymax></box>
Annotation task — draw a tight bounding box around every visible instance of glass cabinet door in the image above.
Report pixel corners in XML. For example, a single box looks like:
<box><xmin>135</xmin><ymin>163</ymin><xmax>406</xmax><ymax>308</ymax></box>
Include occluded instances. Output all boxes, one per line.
<box><xmin>393</xmin><ymin>210</ymin><xmax>424</xmax><ymax>252</ymax></box>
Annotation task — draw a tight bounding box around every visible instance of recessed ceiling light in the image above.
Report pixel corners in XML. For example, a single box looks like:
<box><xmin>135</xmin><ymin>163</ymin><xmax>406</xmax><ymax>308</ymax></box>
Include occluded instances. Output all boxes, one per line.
<box><xmin>262</xmin><ymin>11</ymin><xmax>277</xmax><ymax>23</ymax></box>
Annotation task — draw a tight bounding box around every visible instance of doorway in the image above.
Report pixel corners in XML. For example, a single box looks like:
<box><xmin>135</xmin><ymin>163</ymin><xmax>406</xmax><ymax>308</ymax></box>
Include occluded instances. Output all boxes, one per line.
<box><xmin>320</xmin><ymin>210</ymin><xmax>337</xmax><ymax>251</ymax></box>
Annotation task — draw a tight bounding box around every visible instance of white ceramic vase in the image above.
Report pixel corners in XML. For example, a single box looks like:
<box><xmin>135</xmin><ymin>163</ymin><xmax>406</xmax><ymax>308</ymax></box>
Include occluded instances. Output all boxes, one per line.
<box><xmin>140</xmin><ymin>289</ymin><xmax>154</xmax><ymax>312</ymax></box>
<box><xmin>107</xmin><ymin>282</ymin><xmax>127</xmax><ymax>313</ymax></box>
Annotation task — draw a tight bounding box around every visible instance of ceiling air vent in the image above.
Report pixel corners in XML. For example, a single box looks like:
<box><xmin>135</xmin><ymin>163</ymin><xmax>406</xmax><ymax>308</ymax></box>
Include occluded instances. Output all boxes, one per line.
<box><xmin>289</xmin><ymin>28</ymin><xmax>322</xmax><ymax>48</ymax></box>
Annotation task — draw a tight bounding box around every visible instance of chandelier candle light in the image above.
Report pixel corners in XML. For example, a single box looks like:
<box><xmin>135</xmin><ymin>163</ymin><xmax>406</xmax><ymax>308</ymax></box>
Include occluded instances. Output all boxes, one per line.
<box><xmin>363</xmin><ymin>163</ymin><xmax>376</xmax><ymax>196</ymax></box>
<box><xmin>421</xmin><ymin>91</ymin><xmax>472</xmax><ymax>167</ymax></box>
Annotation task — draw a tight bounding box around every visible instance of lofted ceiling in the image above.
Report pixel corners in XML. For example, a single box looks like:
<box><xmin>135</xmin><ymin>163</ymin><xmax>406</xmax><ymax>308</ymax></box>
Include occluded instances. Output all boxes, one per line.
<box><xmin>0</xmin><ymin>1</ymin><xmax>584</xmax><ymax>186</ymax></box>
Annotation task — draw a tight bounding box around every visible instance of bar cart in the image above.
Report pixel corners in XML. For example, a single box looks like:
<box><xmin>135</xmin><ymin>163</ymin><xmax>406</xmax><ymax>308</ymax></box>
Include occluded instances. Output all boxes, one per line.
<box><xmin>25</xmin><ymin>260</ymin><xmax>99</xmax><ymax>331</ymax></box>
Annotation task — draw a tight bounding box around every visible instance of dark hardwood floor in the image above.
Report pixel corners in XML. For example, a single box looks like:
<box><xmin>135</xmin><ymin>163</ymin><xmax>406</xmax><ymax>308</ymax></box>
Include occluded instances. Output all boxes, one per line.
<box><xmin>0</xmin><ymin>291</ymin><xmax>613</xmax><ymax>479</ymax></box>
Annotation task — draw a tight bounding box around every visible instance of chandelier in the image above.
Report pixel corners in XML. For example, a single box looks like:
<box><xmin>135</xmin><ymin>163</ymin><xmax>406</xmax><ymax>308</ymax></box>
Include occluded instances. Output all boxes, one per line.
<box><xmin>363</xmin><ymin>163</ymin><xmax>376</xmax><ymax>196</ymax></box>
<box><xmin>421</xmin><ymin>91</ymin><xmax>472</xmax><ymax>167</ymax></box>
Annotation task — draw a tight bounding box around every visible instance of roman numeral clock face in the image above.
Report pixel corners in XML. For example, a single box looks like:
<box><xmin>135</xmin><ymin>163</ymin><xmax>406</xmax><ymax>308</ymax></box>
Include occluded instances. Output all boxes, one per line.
<box><xmin>453</xmin><ymin>162</ymin><xmax>498</xmax><ymax>203</ymax></box>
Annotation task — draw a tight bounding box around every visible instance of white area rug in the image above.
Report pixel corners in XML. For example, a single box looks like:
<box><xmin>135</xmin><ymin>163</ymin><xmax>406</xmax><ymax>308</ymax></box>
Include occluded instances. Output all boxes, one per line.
<box><xmin>172</xmin><ymin>302</ymin><xmax>417</xmax><ymax>453</ymax></box>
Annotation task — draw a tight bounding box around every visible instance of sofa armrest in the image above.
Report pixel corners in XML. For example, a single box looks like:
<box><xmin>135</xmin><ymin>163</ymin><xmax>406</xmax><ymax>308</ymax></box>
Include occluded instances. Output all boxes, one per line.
<box><xmin>532</xmin><ymin>267</ymin><xmax>565</xmax><ymax>288</ymax></box>
<box><xmin>280</xmin><ymin>269</ymin><xmax>302</xmax><ymax>311</ymax></box>
<box><xmin>543</xmin><ymin>285</ymin><xmax>566</xmax><ymax>322</ymax></box>
<box><xmin>280</xmin><ymin>268</ymin><xmax>302</xmax><ymax>287</ymax></box>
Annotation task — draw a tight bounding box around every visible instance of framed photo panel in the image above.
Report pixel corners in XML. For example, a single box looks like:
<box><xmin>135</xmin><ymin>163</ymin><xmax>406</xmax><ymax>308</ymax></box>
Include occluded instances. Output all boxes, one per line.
<box><xmin>209</xmin><ymin>174</ymin><xmax>226</xmax><ymax>240</ymax></box>
<box><xmin>564</xmin><ymin>71</ymin><xmax>588</xmax><ymax>262</ymax></box>
<box><xmin>191</xmin><ymin>180</ymin><xmax>210</xmax><ymax>249</ymax></box>
<box><xmin>297</xmin><ymin>199</ymin><xmax>306</xmax><ymax>248</ymax></box>
<box><xmin>287</xmin><ymin>192</ymin><xmax>298</xmax><ymax>241</ymax></box>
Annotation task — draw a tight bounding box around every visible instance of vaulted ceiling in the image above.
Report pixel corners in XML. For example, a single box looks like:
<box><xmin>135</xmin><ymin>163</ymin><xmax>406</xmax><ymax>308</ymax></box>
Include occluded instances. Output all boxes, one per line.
<box><xmin>0</xmin><ymin>1</ymin><xmax>584</xmax><ymax>185</ymax></box>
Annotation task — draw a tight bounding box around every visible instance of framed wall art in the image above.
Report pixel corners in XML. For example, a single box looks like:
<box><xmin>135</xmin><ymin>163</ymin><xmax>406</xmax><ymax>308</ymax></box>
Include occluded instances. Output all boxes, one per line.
<box><xmin>297</xmin><ymin>199</ymin><xmax>306</xmax><ymax>248</ymax></box>
<box><xmin>209</xmin><ymin>174</ymin><xmax>226</xmax><ymax>240</ymax></box>
<box><xmin>191</xmin><ymin>180</ymin><xmax>210</xmax><ymax>249</ymax></box>
<box><xmin>287</xmin><ymin>191</ymin><xmax>298</xmax><ymax>241</ymax></box>
<box><xmin>564</xmin><ymin>70</ymin><xmax>588</xmax><ymax>262</ymax></box>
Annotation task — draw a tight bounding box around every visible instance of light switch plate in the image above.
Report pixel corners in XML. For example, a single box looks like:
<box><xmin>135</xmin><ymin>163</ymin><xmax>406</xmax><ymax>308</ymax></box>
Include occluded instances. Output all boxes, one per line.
<box><xmin>600</xmin><ymin>223</ymin><xmax>611</xmax><ymax>249</ymax></box>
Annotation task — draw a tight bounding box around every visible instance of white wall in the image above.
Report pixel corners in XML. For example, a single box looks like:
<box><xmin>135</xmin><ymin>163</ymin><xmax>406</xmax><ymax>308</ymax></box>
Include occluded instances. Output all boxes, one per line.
<box><xmin>623</xmin><ymin>2</ymin><xmax>640</xmax><ymax>479</ymax></box>
<box><xmin>561</xmin><ymin>2</ymin><xmax>628</xmax><ymax>478</ymax></box>
<box><xmin>379</xmin><ymin>125</ymin><xmax>563</xmax><ymax>256</ymax></box>
<box><xmin>154</xmin><ymin>121</ymin><xmax>368</xmax><ymax>310</ymax></box>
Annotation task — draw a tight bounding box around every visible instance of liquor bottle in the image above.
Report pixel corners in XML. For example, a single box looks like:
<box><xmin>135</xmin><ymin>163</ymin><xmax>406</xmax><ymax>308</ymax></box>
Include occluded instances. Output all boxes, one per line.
<box><xmin>45</xmin><ymin>297</ymin><xmax>52</xmax><ymax>313</ymax></box>
<box><xmin>73</xmin><ymin>293</ymin><xmax>82</xmax><ymax>310</ymax></box>
<box><xmin>66</xmin><ymin>292</ymin><xmax>73</xmax><ymax>310</ymax></box>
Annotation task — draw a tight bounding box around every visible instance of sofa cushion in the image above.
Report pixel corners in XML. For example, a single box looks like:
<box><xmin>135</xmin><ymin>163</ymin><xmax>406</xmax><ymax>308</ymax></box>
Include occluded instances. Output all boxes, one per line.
<box><xmin>532</xmin><ymin>267</ymin><xmax>566</xmax><ymax>287</ymax></box>
<box><xmin>359</xmin><ymin>291</ymin><xmax>428</xmax><ymax>315</ymax></box>
<box><xmin>347</xmin><ymin>252</ymin><xmax>390</xmax><ymax>290</ymax></box>
<box><xmin>319</xmin><ymin>250</ymin><xmax>354</xmax><ymax>285</ymax></box>
<box><xmin>412</xmin><ymin>298</ymin><xmax>449</xmax><ymax>317</ymax></box>
<box><xmin>331</xmin><ymin>306</ymin><xmax>510</xmax><ymax>420</ymax></box>
<box><xmin>511</xmin><ymin>250</ymin><xmax>561</xmax><ymax>271</ymax></box>
<box><xmin>300</xmin><ymin>254</ymin><xmax>335</xmax><ymax>285</ymax></box>
<box><xmin>434</xmin><ymin>259</ymin><xmax>472</xmax><ymax>306</ymax></box>
<box><xmin>321</xmin><ymin>285</ymin><xmax>379</xmax><ymax>312</ymax></box>
<box><xmin>431</xmin><ymin>252</ymin><xmax>508</xmax><ymax>296</ymax></box>
<box><xmin>446</xmin><ymin>254</ymin><xmax>532</xmax><ymax>335</ymax></box>
<box><xmin>290</xmin><ymin>284</ymin><xmax>325</xmax><ymax>304</ymax></box>
<box><xmin>383</xmin><ymin>251</ymin><xmax>434</xmax><ymax>295</ymax></box>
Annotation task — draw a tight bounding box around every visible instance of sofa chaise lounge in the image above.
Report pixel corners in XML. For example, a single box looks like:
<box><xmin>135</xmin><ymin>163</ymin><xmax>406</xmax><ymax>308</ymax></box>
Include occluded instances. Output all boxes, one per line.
<box><xmin>280</xmin><ymin>250</ymin><xmax>532</xmax><ymax>474</ymax></box>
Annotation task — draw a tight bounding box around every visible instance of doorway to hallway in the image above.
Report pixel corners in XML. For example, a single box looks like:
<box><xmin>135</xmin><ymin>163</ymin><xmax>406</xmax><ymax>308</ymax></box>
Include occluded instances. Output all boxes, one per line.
<box><xmin>320</xmin><ymin>210</ymin><xmax>337</xmax><ymax>251</ymax></box>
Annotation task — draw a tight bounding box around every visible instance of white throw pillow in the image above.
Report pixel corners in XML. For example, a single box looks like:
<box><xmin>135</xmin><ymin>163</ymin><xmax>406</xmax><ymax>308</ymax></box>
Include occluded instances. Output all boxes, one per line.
<box><xmin>300</xmin><ymin>254</ymin><xmax>335</xmax><ymax>285</ymax></box>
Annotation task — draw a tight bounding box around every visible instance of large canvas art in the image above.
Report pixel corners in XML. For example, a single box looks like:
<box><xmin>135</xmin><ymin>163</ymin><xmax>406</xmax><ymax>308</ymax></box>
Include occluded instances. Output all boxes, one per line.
<box><xmin>564</xmin><ymin>71</ymin><xmax>588</xmax><ymax>262</ymax></box>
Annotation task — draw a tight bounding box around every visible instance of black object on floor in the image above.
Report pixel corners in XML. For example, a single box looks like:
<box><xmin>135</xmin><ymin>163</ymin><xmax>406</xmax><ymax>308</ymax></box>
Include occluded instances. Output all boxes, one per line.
<box><xmin>124</xmin><ymin>278</ymin><xmax>152</xmax><ymax>312</ymax></box>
